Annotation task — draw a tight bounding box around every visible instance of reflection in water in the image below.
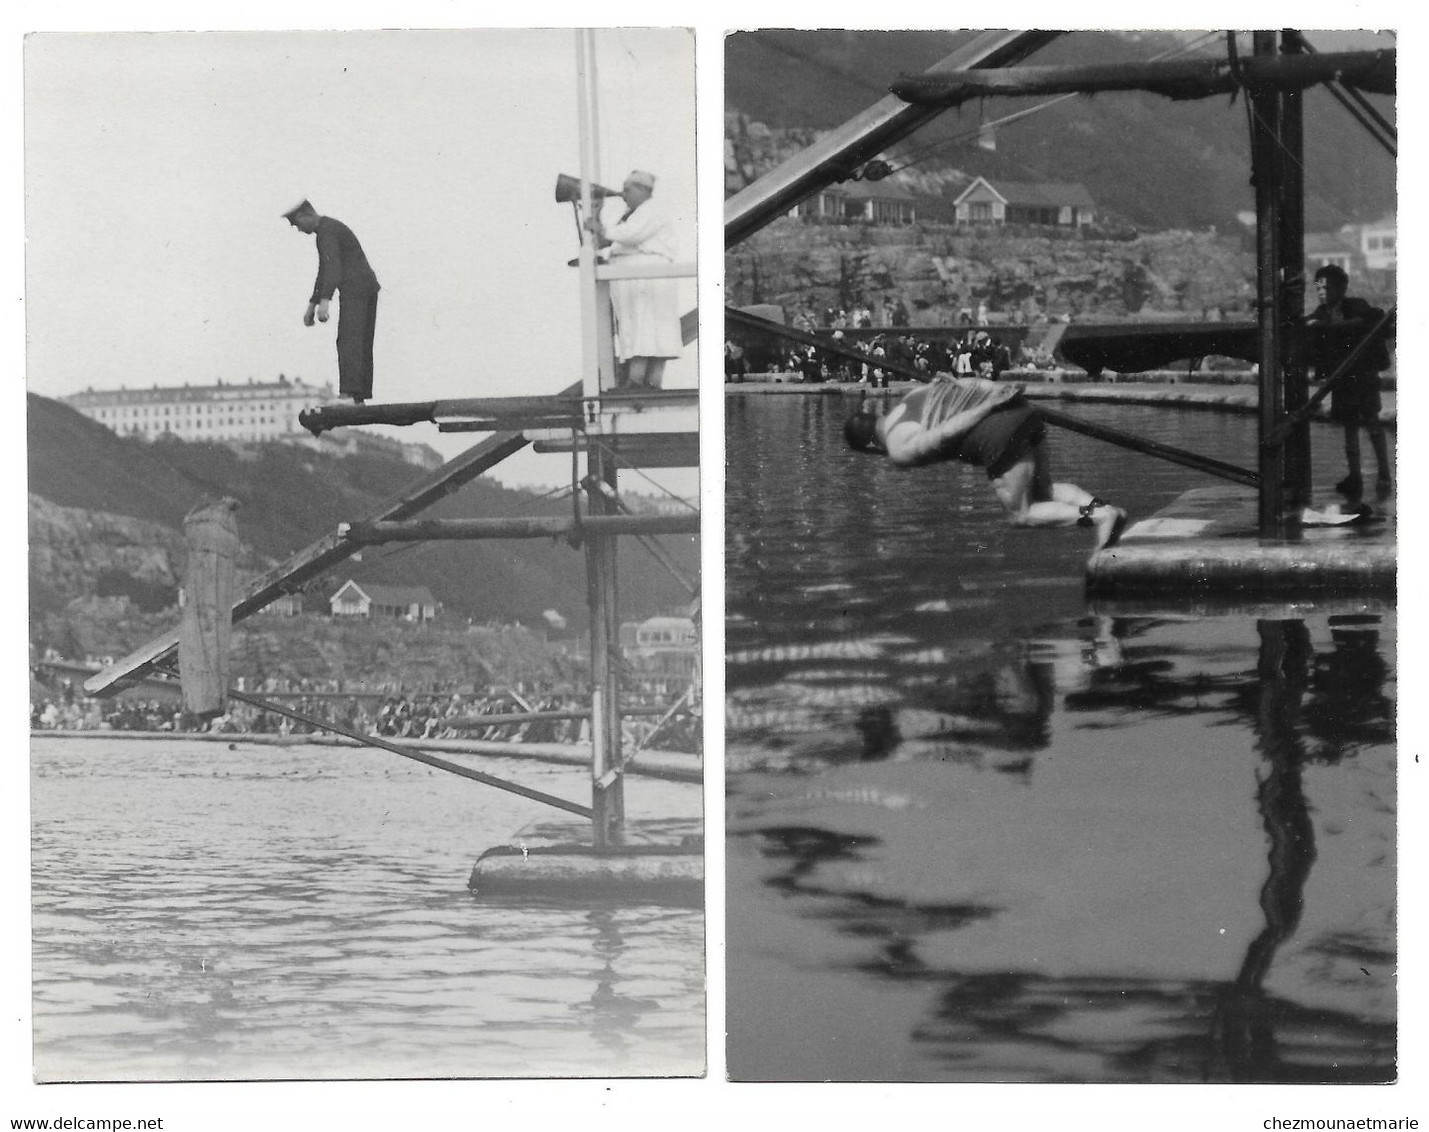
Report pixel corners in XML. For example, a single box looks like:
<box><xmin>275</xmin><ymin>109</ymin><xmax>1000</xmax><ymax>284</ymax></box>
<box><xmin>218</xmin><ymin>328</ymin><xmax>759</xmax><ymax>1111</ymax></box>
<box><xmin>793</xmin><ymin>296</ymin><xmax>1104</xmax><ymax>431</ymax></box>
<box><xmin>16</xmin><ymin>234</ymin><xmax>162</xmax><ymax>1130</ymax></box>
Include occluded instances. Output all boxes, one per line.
<box><xmin>727</xmin><ymin>390</ymin><xmax>1392</xmax><ymax>1083</ymax></box>
<box><xmin>730</xmin><ymin>614</ymin><xmax>1395</xmax><ymax>1082</ymax></box>
<box><xmin>575</xmin><ymin>909</ymin><xmax>663</xmax><ymax>1061</ymax></box>
<box><xmin>1218</xmin><ymin>621</ymin><xmax>1319</xmax><ymax>1079</ymax></box>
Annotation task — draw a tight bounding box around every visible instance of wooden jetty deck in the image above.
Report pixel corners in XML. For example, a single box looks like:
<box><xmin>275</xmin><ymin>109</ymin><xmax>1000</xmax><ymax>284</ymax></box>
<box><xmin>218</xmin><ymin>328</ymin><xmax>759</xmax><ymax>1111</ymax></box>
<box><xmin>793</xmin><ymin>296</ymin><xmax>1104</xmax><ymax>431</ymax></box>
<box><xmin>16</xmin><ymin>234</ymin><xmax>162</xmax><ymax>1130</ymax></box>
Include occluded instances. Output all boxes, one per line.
<box><xmin>1086</xmin><ymin>484</ymin><xmax>1396</xmax><ymax>599</ymax></box>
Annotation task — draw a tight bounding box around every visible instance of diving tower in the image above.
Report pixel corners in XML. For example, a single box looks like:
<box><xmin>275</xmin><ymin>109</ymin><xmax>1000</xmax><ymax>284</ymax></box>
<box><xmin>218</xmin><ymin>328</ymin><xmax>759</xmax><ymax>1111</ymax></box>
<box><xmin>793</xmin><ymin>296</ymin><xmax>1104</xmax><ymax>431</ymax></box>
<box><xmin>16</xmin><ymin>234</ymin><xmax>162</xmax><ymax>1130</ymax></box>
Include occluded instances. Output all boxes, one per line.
<box><xmin>87</xmin><ymin>30</ymin><xmax>700</xmax><ymax>891</ymax></box>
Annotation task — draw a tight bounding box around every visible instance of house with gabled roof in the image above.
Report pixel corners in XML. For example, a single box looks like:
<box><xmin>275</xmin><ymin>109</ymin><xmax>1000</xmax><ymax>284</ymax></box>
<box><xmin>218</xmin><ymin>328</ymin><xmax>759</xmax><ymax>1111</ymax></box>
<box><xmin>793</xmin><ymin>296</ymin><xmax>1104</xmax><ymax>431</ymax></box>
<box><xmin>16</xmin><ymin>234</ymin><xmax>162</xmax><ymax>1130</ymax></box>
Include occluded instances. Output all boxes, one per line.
<box><xmin>795</xmin><ymin>178</ymin><xmax>918</xmax><ymax>226</ymax></box>
<box><xmin>620</xmin><ymin>613</ymin><xmax>699</xmax><ymax>694</ymax></box>
<box><xmin>329</xmin><ymin>580</ymin><xmax>440</xmax><ymax>622</ymax></box>
<box><xmin>953</xmin><ymin>177</ymin><xmax>1095</xmax><ymax>228</ymax></box>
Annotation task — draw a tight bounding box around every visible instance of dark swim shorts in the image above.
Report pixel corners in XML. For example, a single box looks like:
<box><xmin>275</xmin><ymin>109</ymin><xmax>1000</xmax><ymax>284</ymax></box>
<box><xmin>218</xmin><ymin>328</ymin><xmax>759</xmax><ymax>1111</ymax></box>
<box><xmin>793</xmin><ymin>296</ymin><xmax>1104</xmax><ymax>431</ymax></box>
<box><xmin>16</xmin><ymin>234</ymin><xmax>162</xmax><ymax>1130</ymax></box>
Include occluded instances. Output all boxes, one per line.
<box><xmin>955</xmin><ymin>401</ymin><xmax>1047</xmax><ymax>478</ymax></box>
<box><xmin>1328</xmin><ymin>370</ymin><xmax>1384</xmax><ymax>425</ymax></box>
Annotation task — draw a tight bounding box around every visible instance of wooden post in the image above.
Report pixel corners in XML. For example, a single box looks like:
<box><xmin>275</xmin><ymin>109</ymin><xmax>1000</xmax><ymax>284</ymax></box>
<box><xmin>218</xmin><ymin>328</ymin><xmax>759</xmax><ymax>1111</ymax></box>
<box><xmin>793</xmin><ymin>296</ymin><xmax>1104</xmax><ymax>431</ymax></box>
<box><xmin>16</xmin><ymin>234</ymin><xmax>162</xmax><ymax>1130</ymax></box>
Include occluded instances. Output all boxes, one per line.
<box><xmin>576</xmin><ymin>31</ymin><xmax>599</xmax><ymax>400</ymax></box>
<box><xmin>574</xmin><ymin>29</ymin><xmax>623</xmax><ymax>845</ymax></box>
<box><xmin>179</xmin><ymin>498</ymin><xmax>240</xmax><ymax>718</ymax></box>
<box><xmin>1280</xmin><ymin>29</ymin><xmax>1311</xmax><ymax>508</ymax></box>
<box><xmin>1251</xmin><ymin>31</ymin><xmax>1287</xmax><ymax>537</ymax></box>
<box><xmin>585</xmin><ymin>447</ymin><xmax>625</xmax><ymax>846</ymax></box>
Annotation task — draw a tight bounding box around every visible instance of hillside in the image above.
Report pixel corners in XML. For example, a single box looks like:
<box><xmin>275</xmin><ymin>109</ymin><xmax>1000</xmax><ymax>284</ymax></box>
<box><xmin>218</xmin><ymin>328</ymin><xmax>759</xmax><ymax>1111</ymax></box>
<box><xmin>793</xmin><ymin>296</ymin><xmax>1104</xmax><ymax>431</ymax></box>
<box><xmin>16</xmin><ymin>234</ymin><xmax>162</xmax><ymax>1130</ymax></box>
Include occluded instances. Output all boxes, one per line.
<box><xmin>27</xmin><ymin>394</ymin><xmax>697</xmax><ymax>647</ymax></box>
<box><xmin>725</xmin><ymin>29</ymin><xmax>1395</xmax><ymax>233</ymax></box>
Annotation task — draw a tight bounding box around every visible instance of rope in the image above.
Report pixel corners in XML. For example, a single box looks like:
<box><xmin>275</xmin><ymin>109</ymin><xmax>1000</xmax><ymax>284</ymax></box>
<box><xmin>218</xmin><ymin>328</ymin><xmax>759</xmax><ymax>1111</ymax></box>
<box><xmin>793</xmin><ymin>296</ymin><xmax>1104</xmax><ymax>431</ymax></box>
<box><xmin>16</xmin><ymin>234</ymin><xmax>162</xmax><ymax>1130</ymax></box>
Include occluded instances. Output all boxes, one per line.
<box><xmin>590</xmin><ymin>437</ymin><xmax>699</xmax><ymax>514</ymax></box>
<box><xmin>632</xmin><ymin>685</ymin><xmax>696</xmax><ymax>755</ymax></box>
<box><xmin>579</xmin><ymin>466</ymin><xmax>699</xmax><ymax>596</ymax></box>
<box><xmin>1234</xmin><ymin>32</ymin><xmax>1389</xmax><ymax>215</ymax></box>
<box><xmin>1289</xmin><ymin>31</ymin><xmax>1396</xmax><ymax>145</ymax></box>
<box><xmin>886</xmin><ymin>31</ymin><xmax>1224</xmax><ymax>175</ymax></box>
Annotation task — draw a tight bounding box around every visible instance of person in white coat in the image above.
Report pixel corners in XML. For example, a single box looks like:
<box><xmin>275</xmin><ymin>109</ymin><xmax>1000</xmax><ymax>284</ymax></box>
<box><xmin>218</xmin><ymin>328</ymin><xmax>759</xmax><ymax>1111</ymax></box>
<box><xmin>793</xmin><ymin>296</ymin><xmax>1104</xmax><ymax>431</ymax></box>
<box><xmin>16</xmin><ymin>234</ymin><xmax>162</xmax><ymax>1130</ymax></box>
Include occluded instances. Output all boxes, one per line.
<box><xmin>584</xmin><ymin>170</ymin><xmax>680</xmax><ymax>389</ymax></box>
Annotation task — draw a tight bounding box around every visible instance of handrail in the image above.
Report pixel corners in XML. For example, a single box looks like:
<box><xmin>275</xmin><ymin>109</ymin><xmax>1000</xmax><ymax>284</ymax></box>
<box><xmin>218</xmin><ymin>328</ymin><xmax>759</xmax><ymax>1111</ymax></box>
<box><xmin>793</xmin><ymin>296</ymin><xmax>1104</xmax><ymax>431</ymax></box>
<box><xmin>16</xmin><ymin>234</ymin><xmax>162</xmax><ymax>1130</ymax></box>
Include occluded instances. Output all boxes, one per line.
<box><xmin>596</xmin><ymin>260</ymin><xmax>697</xmax><ymax>281</ymax></box>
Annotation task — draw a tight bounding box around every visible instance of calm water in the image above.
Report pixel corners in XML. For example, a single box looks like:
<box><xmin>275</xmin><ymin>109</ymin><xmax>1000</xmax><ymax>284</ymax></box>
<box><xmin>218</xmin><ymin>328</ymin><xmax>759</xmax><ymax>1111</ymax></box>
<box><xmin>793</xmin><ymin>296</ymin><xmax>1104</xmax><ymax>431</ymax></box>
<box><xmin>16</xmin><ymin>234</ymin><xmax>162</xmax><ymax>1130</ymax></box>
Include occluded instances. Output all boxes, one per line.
<box><xmin>726</xmin><ymin>393</ymin><xmax>1396</xmax><ymax>1083</ymax></box>
<box><xmin>31</xmin><ymin>737</ymin><xmax>704</xmax><ymax>1081</ymax></box>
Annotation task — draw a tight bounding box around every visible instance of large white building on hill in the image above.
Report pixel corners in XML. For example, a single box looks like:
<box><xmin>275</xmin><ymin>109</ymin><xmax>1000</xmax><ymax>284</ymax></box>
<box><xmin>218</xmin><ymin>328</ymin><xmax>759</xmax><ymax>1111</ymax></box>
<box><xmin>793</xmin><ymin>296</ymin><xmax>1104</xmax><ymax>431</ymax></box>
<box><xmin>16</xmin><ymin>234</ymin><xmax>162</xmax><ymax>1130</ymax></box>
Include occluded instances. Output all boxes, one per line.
<box><xmin>64</xmin><ymin>375</ymin><xmax>330</xmax><ymax>444</ymax></box>
<box><xmin>62</xmin><ymin>375</ymin><xmax>442</xmax><ymax>469</ymax></box>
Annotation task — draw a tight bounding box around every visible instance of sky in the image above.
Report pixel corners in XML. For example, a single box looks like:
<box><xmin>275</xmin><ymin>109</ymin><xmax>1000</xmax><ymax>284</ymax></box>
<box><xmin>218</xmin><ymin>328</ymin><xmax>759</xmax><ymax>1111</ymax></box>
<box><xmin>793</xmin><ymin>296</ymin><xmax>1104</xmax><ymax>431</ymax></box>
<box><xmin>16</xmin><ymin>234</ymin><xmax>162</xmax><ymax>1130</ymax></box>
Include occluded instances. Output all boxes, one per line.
<box><xmin>24</xmin><ymin>27</ymin><xmax>697</xmax><ymax>490</ymax></box>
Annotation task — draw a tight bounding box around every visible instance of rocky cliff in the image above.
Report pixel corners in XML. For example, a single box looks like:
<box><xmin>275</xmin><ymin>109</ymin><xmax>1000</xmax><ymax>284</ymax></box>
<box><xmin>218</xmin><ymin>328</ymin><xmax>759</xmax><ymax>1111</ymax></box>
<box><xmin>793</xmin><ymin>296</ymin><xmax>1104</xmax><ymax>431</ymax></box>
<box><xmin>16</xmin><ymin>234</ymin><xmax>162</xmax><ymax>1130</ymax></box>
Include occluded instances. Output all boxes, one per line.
<box><xmin>727</xmin><ymin>220</ymin><xmax>1257</xmax><ymax>323</ymax></box>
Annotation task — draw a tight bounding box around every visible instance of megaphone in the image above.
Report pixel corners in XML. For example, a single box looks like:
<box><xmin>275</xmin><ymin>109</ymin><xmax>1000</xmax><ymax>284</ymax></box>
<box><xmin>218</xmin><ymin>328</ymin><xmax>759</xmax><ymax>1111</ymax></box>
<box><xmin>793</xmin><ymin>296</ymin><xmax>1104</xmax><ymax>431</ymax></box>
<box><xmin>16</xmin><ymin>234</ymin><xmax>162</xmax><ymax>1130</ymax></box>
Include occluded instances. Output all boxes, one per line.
<box><xmin>554</xmin><ymin>173</ymin><xmax>621</xmax><ymax>204</ymax></box>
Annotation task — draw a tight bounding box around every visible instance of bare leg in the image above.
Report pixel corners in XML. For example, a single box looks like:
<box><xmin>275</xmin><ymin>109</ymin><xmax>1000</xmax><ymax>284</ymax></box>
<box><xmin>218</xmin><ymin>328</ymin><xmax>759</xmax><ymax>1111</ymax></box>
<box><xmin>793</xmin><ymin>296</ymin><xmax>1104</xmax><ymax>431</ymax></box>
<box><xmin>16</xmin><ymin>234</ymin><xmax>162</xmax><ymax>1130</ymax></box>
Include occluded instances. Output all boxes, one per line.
<box><xmin>623</xmin><ymin>358</ymin><xmax>652</xmax><ymax>388</ymax></box>
<box><xmin>1343</xmin><ymin>424</ymin><xmax>1363</xmax><ymax>478</ymax></box>
<box><xmin>1337</xmin><ymin>423</ymin><xmax>1367</xmax><ymax>493</ymax></box>
<box><xmin>991</xmin><ymin>450</ymin><xmax>1088</xmax><ymax>526</ymax></box>
<box><xmin>991</xmin><ymin>447</ymin><xmax>1125</xmax><ymax>548</ymax></box>
<box><xmin>1366</xmin><ymin>420</ymin><xmax>1391</xmax><ymax>482</ymax></box>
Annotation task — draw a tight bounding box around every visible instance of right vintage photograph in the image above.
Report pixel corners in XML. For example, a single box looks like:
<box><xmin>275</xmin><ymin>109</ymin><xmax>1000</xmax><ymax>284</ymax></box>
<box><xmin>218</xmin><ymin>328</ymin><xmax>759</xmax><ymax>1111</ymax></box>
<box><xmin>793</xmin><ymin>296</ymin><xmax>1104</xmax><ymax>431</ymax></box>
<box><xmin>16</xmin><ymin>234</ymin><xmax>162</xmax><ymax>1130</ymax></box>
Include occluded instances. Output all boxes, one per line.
<box><xmin>724</xmin><ymin>29</ymin><xmax>1396</xmax><ymax>1083</ymax></box>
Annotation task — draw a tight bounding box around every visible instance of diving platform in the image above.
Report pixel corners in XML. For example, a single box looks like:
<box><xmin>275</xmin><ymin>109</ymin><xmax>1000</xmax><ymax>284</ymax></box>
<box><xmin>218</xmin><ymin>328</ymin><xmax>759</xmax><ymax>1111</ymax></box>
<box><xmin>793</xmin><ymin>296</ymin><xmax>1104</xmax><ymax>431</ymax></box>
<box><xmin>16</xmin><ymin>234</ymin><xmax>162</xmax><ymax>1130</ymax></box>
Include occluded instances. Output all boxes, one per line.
<box><xmin>1085</xmin><ymin>485</ymin><xmax>1396</xmax><ymax>599</ymax></box>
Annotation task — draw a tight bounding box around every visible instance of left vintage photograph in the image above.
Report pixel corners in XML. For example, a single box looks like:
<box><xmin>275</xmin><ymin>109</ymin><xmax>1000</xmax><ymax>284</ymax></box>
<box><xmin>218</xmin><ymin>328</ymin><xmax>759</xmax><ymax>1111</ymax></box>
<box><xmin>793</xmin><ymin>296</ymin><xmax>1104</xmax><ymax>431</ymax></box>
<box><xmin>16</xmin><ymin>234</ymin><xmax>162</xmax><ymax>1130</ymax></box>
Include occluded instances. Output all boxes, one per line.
<box><xmin>25</xmin><ymin>28</ymin><xmax>701</xmax><ymax>1081</ymax></box>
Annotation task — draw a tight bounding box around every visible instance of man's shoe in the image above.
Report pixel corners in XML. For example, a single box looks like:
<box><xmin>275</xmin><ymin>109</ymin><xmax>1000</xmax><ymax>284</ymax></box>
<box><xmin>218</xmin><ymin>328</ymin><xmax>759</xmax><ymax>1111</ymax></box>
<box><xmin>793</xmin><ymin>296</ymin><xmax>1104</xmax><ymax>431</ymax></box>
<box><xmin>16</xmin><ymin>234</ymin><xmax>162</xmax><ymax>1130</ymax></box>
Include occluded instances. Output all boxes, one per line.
<box><xmin>1335</xmin><ymin>473</ymin><xmax>1363</xmax><ymax>495</ymax></box>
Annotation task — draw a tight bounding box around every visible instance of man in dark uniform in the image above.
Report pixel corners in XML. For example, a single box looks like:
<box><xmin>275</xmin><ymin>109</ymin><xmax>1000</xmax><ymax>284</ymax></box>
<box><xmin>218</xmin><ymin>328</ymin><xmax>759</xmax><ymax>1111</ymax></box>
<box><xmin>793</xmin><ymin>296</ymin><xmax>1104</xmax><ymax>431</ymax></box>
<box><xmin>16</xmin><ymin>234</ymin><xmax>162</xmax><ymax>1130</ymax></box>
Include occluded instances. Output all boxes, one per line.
<box><xmin>283</xmin><ymin>200</ymin><xmax>380</xmax><ymax>404</ymax></box>
<box><xmin>844</xmin><ymin>377</ymin><xmax>1128</xmax><ymax>550</ymax></box>
<box><xmin>1304</xmin><ymin>264</ymin><xmax>1392</xmax><ymax>496</ymax></box>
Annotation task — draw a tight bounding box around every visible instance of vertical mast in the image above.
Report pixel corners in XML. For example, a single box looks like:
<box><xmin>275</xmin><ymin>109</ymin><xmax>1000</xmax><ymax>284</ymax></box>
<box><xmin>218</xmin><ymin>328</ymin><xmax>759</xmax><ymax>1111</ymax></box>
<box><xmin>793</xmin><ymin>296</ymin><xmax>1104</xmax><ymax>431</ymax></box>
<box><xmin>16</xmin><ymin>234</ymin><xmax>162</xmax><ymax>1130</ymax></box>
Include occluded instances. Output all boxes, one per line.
<box><xmin>1280</xmin><ymin>30</ymin><xmax>1310</xmax><ymax>509</ymax></box>
<box><xmin>575</xmin><ymin>29</ymin><xmax>625</xmax><ymax>845</ymax></box>
<box><xmin>1251</xmin><ymin>30</ymin><xmax>1287</xmax><ymax>535</ymax></box>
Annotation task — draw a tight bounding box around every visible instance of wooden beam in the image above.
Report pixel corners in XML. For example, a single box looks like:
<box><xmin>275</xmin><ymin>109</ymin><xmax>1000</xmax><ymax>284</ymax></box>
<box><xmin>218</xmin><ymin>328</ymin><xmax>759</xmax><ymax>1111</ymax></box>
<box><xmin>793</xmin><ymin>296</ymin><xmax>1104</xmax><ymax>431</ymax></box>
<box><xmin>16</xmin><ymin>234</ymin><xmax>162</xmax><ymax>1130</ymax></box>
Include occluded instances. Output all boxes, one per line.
<box><xmin>302</xmin><ymin>396</ymin><xmax>582</xmax><ymax>437</ymax></box>
<box><xmin>344</xmin><ymin>513</ymin><xmax>700</xmax><ymax>544</ymax></box>
<box><xmin>438</xmin><ymin>417</ymin><xmax>580</xmax><ymax>433</ymax></box>
<box><xmin>725</xmin><ymin>31</ymin><xmax>1060</xmax><ymax>248</ymax></box>
<box><xmin>302</xmin><ymin>388</ymin><xmax>699</xmax><ymax>437</ymax></box>
<box><xmin>532</xmin><ymin>433</ymin><xmax>700</xmax><ymax>468</ymax></box>
<box><xmin>596</xmin><ymin>260</ymin><xmax>697</xmax><ymax>281</ymax></box>
<box><xmin>891</xmin><ymin>48</ymin><xmax>1395</xmax><ymax>105</ymax></box>
<box><xmin>84</xmin><ymin>384</ymin><xmax>585</xmax><ymax>698</ymax></box>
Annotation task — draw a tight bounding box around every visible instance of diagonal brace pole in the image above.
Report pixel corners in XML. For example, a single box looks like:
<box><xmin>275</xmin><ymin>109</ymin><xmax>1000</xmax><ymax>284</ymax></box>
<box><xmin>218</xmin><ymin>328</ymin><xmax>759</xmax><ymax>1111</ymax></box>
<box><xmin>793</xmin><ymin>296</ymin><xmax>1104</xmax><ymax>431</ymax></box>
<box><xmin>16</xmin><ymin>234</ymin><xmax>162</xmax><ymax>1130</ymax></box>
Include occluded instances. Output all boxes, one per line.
<box><xmin>217</xmin><ymin>681</ymin><xmax>593</xmax><ymax>819</ymax></box>
<box><xmin>1262</xmin><ymin>305</ymin><xmax>1397</xmax><ymax>448</ymax></box>
<box><xmin>726</xmin><ymin>306</ymin><xmax>1260</xmax><ymax>487</ymax></box>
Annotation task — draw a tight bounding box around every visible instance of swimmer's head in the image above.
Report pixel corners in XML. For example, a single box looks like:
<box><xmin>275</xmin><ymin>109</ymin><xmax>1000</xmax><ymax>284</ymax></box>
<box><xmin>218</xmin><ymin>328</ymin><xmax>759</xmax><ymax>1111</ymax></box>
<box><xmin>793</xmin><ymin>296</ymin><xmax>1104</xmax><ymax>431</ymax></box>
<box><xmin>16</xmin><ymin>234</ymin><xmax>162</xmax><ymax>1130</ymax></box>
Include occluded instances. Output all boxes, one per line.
<box><xmin>843</xmin><ymin>406</ymin><xmax>882</xmax><ymax>453</ymax></box>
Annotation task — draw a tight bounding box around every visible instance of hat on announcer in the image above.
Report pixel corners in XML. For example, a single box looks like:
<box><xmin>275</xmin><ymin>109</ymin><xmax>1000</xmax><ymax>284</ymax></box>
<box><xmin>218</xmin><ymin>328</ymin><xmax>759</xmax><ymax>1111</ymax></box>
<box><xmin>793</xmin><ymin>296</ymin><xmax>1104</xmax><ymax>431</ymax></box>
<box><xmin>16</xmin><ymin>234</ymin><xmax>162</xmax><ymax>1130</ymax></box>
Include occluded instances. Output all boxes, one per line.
<box><xmin>282</xmin><ymin>199</ymin><xmax>317</xmax><ymax>222</ymax></box>
<box><xmin>625</xmin><ymin>170</ymin><xmax>656</xmax><ymax>189</ymax></box>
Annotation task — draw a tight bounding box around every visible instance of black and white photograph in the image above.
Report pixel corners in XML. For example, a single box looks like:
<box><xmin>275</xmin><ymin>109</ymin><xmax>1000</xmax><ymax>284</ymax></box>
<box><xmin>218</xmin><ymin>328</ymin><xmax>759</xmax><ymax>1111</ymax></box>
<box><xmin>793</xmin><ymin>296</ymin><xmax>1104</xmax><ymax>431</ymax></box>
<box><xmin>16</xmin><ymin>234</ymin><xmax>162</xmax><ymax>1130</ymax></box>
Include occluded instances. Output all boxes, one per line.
<box><xmin>724</xmin><ymin>28</ymin><xmax>1400</xmax><ymax>1083</ymax></box>
<box><xmin>23</xmin><ymin>25</ymin><xmax>701</xmax><ymax>1085</ymax></box>
<box><xmin>11</xmin><ymin>6</ymin><xmax>1429</xmax><ymax>1128</ymax></box>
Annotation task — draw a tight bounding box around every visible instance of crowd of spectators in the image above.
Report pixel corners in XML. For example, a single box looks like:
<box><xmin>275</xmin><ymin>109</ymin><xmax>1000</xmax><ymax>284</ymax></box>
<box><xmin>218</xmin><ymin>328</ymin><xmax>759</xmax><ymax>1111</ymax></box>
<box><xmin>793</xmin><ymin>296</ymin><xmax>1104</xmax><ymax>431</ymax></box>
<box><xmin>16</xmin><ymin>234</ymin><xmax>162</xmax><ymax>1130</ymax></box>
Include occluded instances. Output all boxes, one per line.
<box><xmin>31</xmin><ymin>669</ymin><xmax>699</xmax><ymax>753</ymax></box>
<box><xmin>744</xmin><ymin>328</ymin><xmax>1057</xmax><ymax>386</ymax></box>
<box><xmin>725</xmin><ymin>291</ymin><xmax>1076</xmax><ymax>385</ymax></box>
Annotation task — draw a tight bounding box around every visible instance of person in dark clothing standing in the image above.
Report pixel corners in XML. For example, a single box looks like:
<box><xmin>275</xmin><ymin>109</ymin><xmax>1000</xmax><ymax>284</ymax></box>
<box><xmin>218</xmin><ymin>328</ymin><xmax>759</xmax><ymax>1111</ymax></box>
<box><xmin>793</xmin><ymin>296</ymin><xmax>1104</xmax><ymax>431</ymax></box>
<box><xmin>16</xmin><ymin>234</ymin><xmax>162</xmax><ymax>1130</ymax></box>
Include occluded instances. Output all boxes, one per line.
<box><xmin>283</xmin><ymin>200</ymin><xmax>380</xmax><ymax>403</ymax></box>
<box><xmin>1303</xmin><ymin>264</ymin><xmax>1393</xmax><ymax>496</ymax></box>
